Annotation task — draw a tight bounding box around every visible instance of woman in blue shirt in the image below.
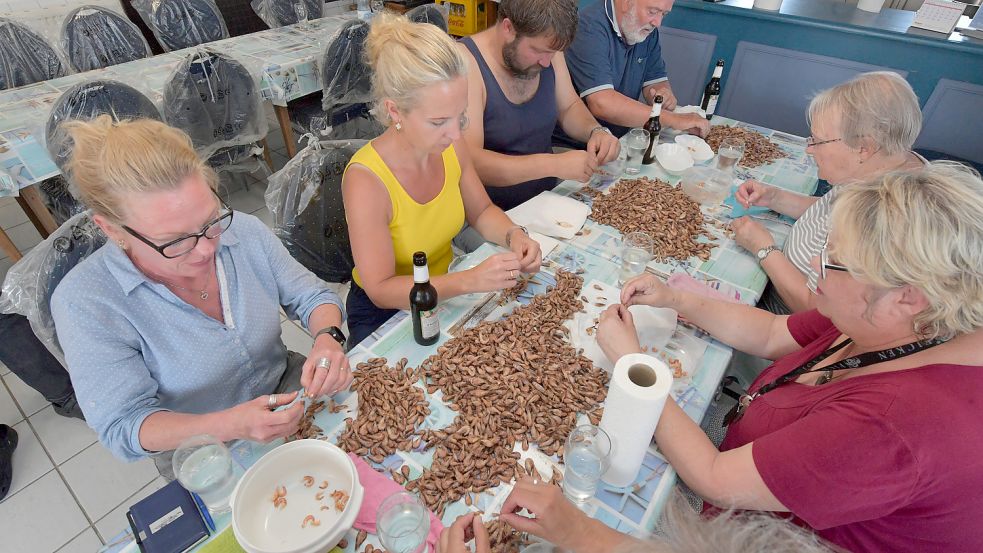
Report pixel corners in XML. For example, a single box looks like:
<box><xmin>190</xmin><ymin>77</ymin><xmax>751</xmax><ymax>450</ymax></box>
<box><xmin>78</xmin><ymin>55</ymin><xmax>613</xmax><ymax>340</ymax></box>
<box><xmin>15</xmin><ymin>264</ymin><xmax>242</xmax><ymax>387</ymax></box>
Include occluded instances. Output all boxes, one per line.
<box><xmin>50</xmin><ymin>116</ymin><xmax>350</xmax><ymax>476</ymax></box>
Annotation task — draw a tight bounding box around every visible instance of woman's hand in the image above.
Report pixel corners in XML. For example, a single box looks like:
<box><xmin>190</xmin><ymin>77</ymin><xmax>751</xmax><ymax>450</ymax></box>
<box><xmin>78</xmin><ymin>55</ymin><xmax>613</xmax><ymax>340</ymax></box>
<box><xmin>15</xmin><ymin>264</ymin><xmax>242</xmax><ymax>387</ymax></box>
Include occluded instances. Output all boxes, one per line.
<box><xmin>596</xmin><ymin>305</ymin><xmax>642</xmax><ymax>363</ymax></box>
<box><xmin>303</xmin><ymin>335</ymin><xmax>351</xmax><ymax>398</ymax></box>
<box><xmin>499</xmin><ymin>479</ymin><xmax>593</xmax><ymax>551</ymax></box>
<box><xmin>437</xmin><ymin>512</ymin><xmax>490</xmax><ymax>553</ymax></box>
<box><xmin>620</xmin><ymin>274</ymin><xmax>676</xmax><ymax>308</ymax></box>
<box><xmin>466</xmin><ymin>252</ymin><xmax>521</xmax><ymax>293</ymax></box>
<box><xmin>510</xmin><ymin>231</ymin><xmax>542</xmax><ymax>274</ymax></box>
<box><xmin>730</xmin><ymin>217</ymin><xmax>775</xmax><ymax>254</ymax></box>
<box><xmin>734</xmin><ymin>179</ymin><xmax>777</xmax><ymax>209</ymax></box>
<box><xmin>226</xmin><ymin>392</ymin><xmax>304</xmax><ymax>442</ymax></box>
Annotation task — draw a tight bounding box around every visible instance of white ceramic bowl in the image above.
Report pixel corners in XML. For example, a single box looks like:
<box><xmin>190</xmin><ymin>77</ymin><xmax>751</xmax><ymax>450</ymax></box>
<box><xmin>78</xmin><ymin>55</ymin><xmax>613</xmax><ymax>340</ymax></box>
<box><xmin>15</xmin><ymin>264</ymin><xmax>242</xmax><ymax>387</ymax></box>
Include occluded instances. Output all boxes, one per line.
<box><xmin>231</xmin><ymin>440</ymin><xmax>364</xmax><ymax>553</ymax></box>
<box><xmin>674</xmin><ymin>135</ymin><xmax>715</xmax><ymax>163</ymax></box>
<box><xmin>655</xmin><ymin>143</ymin><xmax>694</xmax><ymax>175</ymax></box>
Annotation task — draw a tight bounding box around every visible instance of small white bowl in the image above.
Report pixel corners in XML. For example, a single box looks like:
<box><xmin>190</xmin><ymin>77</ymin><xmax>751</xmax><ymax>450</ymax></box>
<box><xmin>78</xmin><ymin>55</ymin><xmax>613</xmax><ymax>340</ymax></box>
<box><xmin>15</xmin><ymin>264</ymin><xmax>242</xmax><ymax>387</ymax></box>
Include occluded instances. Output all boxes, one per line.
<box><xmin>655</xmin><ymin>143</ymin><xmax>694</xmax><ymax>175</ymax></box>
<box><xmin>231</xmin><ymin>440</ymin><xmax>364</xmax><ymax>553</ymax></box>
<box><xmin>674</xmin><ymin>135</ymin><xmax>715</xmax><ymax>163</ymax></box>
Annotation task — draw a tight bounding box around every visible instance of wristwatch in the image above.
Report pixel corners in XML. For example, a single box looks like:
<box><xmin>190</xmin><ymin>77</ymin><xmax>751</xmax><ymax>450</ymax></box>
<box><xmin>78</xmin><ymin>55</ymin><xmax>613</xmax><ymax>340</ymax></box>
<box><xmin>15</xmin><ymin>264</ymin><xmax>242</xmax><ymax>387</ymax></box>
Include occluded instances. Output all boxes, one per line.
<box><xmin>756</xmin><ymin>245</ymin><xmax>780</xmax><ymax>263</ymax></box>
<box><xmin>505</xmin><ymin>225</ymin><xmax>529</xmax><ymax>248</ymax></box>
<box><xmin>314</xmin><ymin>326</ymin><xmax>347</xmax><ymax>347</ymax></box>
<box><xmin>589</xmin><ymin>125</ymin><xmax>612</xmax><ymax>137</ymax></box>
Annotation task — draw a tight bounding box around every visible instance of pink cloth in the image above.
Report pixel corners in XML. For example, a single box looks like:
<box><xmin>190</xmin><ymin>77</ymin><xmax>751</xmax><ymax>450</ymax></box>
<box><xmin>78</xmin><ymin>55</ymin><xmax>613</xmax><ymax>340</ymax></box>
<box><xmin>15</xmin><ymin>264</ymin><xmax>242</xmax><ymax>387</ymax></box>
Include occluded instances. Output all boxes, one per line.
<box><xmin>348</xmin><ymin>453</ymin><xmax>444</xmax><ymax>552</ymax></box>
<box><xmin>715</xmin><ymin>310</ymin><xmax>983</xmax><ymax>552</ymax></box>
<box><xmin>666</xmin><ymin>273</ymin><xmax>741</xmax><ymax>303</ymax></box>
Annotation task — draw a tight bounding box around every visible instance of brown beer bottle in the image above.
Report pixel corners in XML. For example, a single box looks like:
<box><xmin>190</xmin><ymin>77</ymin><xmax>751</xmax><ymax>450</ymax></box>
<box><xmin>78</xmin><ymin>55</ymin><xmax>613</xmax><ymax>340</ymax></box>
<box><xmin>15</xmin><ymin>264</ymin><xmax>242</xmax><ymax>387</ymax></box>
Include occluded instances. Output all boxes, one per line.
<box><xmin>641</xmin><ymin>96</ymin><xmax>663</xmax><ymax>165</ymax></box>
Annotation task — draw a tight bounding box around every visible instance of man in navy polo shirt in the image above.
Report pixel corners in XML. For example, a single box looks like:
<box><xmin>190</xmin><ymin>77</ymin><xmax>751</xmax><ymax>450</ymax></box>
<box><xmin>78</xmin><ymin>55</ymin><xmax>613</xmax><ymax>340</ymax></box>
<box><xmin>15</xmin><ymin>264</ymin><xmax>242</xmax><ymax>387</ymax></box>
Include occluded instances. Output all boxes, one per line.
<box><xmin>565</xmin><ymin>0</ymin><xmax>710</xmax><ymax>138</ymax></box>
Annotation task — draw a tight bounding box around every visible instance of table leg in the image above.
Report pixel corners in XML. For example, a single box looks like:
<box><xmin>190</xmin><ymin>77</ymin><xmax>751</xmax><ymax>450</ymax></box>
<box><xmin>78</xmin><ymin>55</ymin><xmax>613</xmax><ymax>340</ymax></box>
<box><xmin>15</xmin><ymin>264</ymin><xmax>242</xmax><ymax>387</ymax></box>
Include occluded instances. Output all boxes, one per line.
<box><xmin>274</xmin><ymin>105</ymin><xmax>298</xmax><ymax>159</ymax></box>
<box><xmin>15</xmin><ymin>186</ymin><xmax>58</xmax><ymax>239</ymax></box>
<box><xmin>0</xmin><ymin>227</ymin><xmax>22</xmax><ymax>262</ymax></box>
<box><xmin>260</xmin><ymin>138</ymin><xmax>275</xmax><ymax>172</ymax></box>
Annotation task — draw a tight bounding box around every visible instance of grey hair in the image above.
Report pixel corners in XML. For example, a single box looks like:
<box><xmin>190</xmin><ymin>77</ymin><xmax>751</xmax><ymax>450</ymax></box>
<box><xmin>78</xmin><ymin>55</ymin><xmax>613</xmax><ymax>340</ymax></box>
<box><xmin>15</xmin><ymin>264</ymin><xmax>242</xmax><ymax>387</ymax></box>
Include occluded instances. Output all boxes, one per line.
<box><xmin>611</xmin><ymin>493</ymin><xmax>836</xmax><ymax>553</ymax></box>
<box><xmin>807</xmin><ymin>71</ymin><xmax>921</xmax><ymax>157</ymax></box>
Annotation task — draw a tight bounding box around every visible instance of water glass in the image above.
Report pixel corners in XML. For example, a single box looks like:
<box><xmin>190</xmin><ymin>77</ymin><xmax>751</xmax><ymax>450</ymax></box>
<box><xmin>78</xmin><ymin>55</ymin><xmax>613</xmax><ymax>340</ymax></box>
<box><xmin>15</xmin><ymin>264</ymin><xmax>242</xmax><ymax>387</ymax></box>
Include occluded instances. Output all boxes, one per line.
<box><xmin>618</xmin><ymin>231</ymin><xmax>653</xmax><ymax>285</ymax></box>
<box><xmin>172</xmin><ymin>434</ymin><xmax>238</xmax><ymax>514</ymax></box>
<box><xmin>715</xmin><ymin>137</ymin><xmax>745</xmax><ymax>173</ymax></box>
<box><xmin>623</xmin><ymin>128</ymin><xmax>650</xmax><ymax>175</ymax></box>
<box><xmin>562</xmin><ymin>425</ymin><xmax>612</xmax><ymax>503</ymax></box>
<box><xmin>377</xmin><ymin>492</ymin><xmax>430</xmax><ymax>553</ymax></box>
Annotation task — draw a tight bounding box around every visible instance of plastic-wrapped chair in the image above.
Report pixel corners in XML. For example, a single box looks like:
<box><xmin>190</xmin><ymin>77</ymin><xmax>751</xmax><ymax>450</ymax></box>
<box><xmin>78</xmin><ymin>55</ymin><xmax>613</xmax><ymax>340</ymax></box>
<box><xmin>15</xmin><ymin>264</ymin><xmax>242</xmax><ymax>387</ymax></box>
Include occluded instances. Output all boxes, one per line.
<box><xmin>61</xmin><ymin>5</ymin><xmax>152</xmax><ymax>72</ymax></box>
<box><xmin>406</xmin><ymin>4</ymin><xmax>449</xmax><ymax>33</ymax></box>
<box><xmin>162</xmin><ymin>48</ymin><xmax>268</xmax><ymax>174</ymax></box>
<box><xmin>250</xmin><ymin>0</ymin><xmax>322</xmax><ymax>28</ymax></box>
<box><xmin>0</xmin><ymin>211</ymin><xmax>107</xmax><ymax>364</ymax></box>
<box><xmin>265</xmin><ymin>137</ymin><xmax>366</xmax><ymax>283</ymax></box>
<box><xmin>132</xmin><ymin>0</ymin><xmax>230</xmax><ymax>52</ymax></box>
<box><xmin>0</xmin><ymin>17</ymin><xmax>68</xmax><ymax>91</ymax></box>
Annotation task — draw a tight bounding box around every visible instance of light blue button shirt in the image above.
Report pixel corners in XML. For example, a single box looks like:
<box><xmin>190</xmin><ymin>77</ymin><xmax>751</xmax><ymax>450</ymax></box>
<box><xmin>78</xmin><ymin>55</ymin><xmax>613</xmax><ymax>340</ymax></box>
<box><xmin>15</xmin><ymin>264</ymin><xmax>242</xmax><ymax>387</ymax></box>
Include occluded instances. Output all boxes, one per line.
<box><xmin>51</xmin><ymin>212</ymin><xmax>344</xmax><ymax>461</ymax></box>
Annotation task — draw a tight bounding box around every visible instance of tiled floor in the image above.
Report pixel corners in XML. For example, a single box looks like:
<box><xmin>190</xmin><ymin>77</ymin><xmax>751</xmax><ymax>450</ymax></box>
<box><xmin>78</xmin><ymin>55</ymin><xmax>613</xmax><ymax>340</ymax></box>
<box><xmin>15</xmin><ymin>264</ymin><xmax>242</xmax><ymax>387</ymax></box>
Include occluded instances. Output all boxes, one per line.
<box><xmin>0</xmin><ymin>115</ymin><xmax>343</xmax><ymax>552</ymax></box>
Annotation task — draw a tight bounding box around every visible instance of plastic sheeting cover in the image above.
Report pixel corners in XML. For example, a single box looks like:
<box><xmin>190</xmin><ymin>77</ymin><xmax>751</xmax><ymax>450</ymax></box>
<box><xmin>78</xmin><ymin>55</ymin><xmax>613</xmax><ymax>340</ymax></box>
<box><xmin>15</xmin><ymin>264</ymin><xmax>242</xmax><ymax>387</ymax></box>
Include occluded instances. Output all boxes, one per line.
<box><xmin>132</xmin><ymin>0</ymin><xmax>230</xmax><ymax>52</ymax></box>
<box><xmin>320</xmin><ymin>18</ymin><xmax>371</xmax><ymax>114</ymax></box>
<box><xmin>251</xmin><ymin>0</ymin><xmax>322</xmax><ymax>28</ymax></box>
<box><xmin>0</xmin><ymin>211</ymin><xmax>107</xmax><ymax>364</ymax></box>
<box><xmin>62</xmin><ymin>5</ymin><xmax>152</xmax><ymax>72</ymax></box>
<box><xmin>265</xmin><ymin>138</ymin><xmax>366</xmax><ymax>283</ymax></box>
<box><xmin>162</xmin><ymin>49</ymin><xmax>267</xmax><ymax>159</ymax></box>
<box><xmin>0</xmin><ymin>17</ymin><xmax>67</xmax><ymax>91</ymax></box>
<box><xmin>406</xmin><ymin>4</ymin><xmax>449</xmax><ymax>33</ymax></box>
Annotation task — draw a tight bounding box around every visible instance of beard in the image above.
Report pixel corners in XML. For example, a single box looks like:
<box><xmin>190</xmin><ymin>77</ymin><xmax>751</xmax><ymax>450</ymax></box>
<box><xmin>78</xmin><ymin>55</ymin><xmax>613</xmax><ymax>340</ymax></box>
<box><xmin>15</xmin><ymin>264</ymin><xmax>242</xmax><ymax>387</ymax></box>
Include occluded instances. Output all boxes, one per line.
<box><xmin>502</xmin><ymin>40</ymin><xmax>543</xmax><ymax>80</ymax></box>
<box><xmin>621</xmin><ymin>7</ymin><xmax>654</xmax><ymax>45</ymax></box>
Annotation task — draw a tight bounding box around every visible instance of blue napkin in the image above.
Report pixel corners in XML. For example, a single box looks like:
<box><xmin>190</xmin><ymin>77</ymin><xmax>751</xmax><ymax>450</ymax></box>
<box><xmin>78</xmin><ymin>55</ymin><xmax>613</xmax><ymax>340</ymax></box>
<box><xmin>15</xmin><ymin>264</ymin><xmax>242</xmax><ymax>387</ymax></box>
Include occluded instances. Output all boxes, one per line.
<box><xmin>724</xmin><ymin>192</ymin><xmax>771</xmax><ymax>218</ymax></box>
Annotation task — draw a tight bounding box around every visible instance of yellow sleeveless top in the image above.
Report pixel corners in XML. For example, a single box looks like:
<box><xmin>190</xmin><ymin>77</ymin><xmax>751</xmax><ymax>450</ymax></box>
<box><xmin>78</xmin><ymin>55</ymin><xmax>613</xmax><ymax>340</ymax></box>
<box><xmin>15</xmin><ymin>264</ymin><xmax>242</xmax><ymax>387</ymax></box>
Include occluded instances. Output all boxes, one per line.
<box><xmin>346</xmin><ymin>142</ymin><xmax>465</xmax><ymax>287</ymax></box>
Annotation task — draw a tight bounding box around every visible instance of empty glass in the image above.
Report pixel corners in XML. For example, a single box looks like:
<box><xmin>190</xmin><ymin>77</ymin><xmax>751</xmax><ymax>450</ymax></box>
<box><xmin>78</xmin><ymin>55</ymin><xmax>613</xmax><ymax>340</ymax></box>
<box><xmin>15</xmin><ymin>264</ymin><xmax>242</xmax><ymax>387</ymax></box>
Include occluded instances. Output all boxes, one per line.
<box><xmin>715</xmin><ymin>137</ymin><xmax>745</xmax><ymax>173</ymax></box>
<box><xmin>172</xmin><ymin>435</ymin><xmax>238</xmax><ymax>514</ymax></box>
<box><xmin>562</xmin><ymin>425</ymin><xmax>612</xmax><ymax>503</ymax></box>
<box><xmin>377</xmin><ymin>492</ymin><xmax>430</xmax><ymax>553</ymax></box>
<box><xmin>623</xmin><ymin>128</ymin><xmax>650</xmax><ymax>175</ymax></box>
<box><xmin>618</xmin><ymin>231</ymin><xmax>654</xmax><ymax>285</ymax></box>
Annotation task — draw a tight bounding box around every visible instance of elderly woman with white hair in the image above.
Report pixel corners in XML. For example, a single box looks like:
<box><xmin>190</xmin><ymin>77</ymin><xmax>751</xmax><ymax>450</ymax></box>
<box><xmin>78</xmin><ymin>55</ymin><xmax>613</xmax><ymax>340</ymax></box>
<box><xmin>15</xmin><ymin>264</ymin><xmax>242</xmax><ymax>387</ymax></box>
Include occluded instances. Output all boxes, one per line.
<box><xmin>731</xmin><ymin>71</ymin><xmax>926</xmax><ymax>314</ymax></box>
<box><xmin>597</xmin><ymin>162</ymin><xmax>983</xmax><ymax>552</ymax></box>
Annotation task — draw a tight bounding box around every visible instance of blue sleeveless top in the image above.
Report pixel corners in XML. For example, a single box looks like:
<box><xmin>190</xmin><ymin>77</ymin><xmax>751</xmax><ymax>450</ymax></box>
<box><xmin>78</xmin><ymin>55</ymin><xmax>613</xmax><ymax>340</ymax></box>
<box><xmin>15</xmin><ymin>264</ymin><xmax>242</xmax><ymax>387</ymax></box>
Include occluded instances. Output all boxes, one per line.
<box><xmin>461</xmin><ymin>37</ymin><xmax>559</xmax><ymax>211</ymax></box>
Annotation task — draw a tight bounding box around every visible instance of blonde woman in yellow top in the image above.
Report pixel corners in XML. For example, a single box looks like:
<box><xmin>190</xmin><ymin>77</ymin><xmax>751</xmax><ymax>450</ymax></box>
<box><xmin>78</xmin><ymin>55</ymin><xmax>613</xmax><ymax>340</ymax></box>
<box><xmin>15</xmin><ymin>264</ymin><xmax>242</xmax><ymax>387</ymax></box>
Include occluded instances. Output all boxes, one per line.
<box><xmin>343</xmin><ymin>13</ymin><xmax>542</xmax><ymax>346</ymax></box>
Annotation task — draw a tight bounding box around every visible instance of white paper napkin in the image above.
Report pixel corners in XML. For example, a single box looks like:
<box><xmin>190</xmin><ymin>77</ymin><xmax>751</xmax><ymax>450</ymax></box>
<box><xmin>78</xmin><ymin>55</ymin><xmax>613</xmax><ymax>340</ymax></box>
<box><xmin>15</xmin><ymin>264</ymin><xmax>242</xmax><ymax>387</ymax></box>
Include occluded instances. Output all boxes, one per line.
<box><xmin>506</xmin><ymin>191</ymin><xmax>592</xmax><ymax>240</ymax></box>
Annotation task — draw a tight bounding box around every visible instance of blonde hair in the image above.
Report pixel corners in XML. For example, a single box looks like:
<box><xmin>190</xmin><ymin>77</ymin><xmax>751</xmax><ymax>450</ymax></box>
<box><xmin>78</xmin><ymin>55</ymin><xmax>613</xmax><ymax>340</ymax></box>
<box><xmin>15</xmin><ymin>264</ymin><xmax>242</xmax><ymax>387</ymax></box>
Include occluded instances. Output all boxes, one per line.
<box><xmin>830</xmin><ymin>161</ymin><xmax>983</xmax><ymax>340</ymax></box>
<box><xmin>365</xmin><ymin>12</ymin><xmax>467</xmax><ymax>121</ymax></box>
<box><xmin>808</xmin><ymin>71</ymin><xmax>921</xmax><ymax>157</ymax></box>
<box><xmin>63</xmin><ymin>115</ymin><xmax>218</xmax><ymax>222</ymax></box>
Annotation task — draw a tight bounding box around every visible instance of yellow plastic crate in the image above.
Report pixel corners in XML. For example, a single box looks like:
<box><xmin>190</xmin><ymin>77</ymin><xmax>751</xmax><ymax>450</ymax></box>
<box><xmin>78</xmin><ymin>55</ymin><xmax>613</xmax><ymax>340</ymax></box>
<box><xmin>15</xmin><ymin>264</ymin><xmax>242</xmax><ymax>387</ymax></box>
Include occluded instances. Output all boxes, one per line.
<box><xmin>436</xmin><ymin>0</ymin><xmax>491</xmax><ymax>36</ymax></box>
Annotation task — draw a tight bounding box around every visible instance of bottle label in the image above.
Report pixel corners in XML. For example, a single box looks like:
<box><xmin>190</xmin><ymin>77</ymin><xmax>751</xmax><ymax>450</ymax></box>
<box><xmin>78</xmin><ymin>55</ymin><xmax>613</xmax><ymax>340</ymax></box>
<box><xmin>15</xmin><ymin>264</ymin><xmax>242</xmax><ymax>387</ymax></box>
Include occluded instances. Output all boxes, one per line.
<box><xmin>650</xmin><ymin>103</ymin><xmax>662</xmax><ymax>117</ymax></box>
<box><xmin>421</xmin><ymin>309</ymin><xmax>439</xmax><ymax>339</ymax></box>
<box><xmin>706</xmin><ymin>96</ymin><xmax>719</xmax><ymax>117</ymax></box>
<box><xmin>712</xmin><ymin>66</ymin><xmax>723</xmax><ymax>79</ymax></box>
<box><xmin>413</xmin><ymin>264</ymin><xmax>430</xmax><ymax>283</ymax></box>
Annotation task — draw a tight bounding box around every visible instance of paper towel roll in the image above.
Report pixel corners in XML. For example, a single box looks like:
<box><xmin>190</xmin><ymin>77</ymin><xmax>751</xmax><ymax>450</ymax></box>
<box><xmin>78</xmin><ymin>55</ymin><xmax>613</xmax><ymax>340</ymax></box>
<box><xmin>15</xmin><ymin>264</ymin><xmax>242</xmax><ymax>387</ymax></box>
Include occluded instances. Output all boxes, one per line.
<box><xmin>598</xmin><ymin>353</ymin><xmax>673</xmax><ymax>487</ymax></box>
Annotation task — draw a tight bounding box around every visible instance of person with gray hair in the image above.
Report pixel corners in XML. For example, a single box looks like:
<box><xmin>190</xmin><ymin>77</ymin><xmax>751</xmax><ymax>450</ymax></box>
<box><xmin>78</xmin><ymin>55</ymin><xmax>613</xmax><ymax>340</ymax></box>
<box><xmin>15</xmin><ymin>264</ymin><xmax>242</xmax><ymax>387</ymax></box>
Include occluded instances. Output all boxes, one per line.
<box><xmin>730</xmin><ymin>71</ymin><xmax>926</xmax><ymax>314</ymax></box>
<box><xmin>596</xmin><ymin>161</ymin><xmax>983</xmax><ymax>552</ymax></box>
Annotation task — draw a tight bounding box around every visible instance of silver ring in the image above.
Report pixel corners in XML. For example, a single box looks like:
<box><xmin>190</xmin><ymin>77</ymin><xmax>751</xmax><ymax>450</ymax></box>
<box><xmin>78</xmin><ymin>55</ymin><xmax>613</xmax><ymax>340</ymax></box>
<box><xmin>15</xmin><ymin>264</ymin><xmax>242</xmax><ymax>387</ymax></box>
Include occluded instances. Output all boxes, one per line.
<box><xmin>317</xmin><ymin>357</ymin><xmax>330</xmax><ymax>369</ymax></box>
<box><xmin>267</xmin><ymin>394</ymin><xmax>277</xmax><ymax>409</ymax></box>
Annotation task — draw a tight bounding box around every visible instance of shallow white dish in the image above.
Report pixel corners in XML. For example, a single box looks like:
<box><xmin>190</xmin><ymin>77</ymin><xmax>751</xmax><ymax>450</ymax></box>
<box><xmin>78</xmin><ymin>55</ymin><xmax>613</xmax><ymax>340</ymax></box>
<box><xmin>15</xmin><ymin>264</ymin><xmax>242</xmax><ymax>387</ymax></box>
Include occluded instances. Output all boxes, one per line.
<box><xmin>231</xmin><ymin>440</ymin><xmax>364</xmax><ymax>553</ymax></box>
<box><xmin>655</xmin><ymin>143</ymin><xmax>694</xmax><ymax>175</ymax></box>
<box><xmin>674</xmin><ymin>135</ymin><xmax>715</xmax><ymax>163</ymax></box>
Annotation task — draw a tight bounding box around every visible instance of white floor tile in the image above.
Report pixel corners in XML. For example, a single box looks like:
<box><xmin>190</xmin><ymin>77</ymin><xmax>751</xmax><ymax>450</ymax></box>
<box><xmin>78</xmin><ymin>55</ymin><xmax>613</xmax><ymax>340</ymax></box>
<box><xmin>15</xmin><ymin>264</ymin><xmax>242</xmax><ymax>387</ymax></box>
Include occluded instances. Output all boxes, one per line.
<box><xmin>0</xmin><ymin>359</ymin><xmax>9</xmax><ymax>376</ymax></box>
<box><xmin>0</xmin><ymin>381</ymin><xmax>24</xmax><ymax>426</ymax></box>
<box><xmin>30</xmin><ymin>405</ymin><xmax>97</xmax><ymax>465</ymax></box>
<box><xmin>227</xmin><ymin>185</ymin><xmax>269</xmax><ymax>214</ymax></box>
<box><xmin>0</xmin><ymin>420</ymin><xmax>54</xmax><ymax>500</ymax></box>
<box><xmin>4</xmin><ymin>221</ymin><xmax>43</xmax><ymax>252</ymax></box>
<box><xmin>0</xmin><ymin>200</ymin><xmax>29</xmax><ymax>229</ymax></box>
<box><xmin>94</xmin><ymin>476</ymin><xmax>167</xmax><ymax>544</ymax></box>
<box><xmin>280</xmin><ymin>319</ymin><xmax>313</xmax><ymax>353</ymax></box>
<box><xmin>252</xmin><ymin>205</ymin><xmax>274</xmax><ymax>227</ymax></box>
<box><xmin>0</xmin><ymin>255</ymin><xmax>13</xmax><ymax>283</ymax></box>
<box><xmin>61</xmin><ymin>443</ymin><xmax>160</xmax><ymax>522</ymax></box>
<box><xmin>57</xmin><ymin>528</ymin><xmax>103</xmax><ymax>552</ymax></box>
<box><xmin>0</xmin><ymin>471</ymin><xmax>89</xmax><ymax>553</ymax></box>
<box><xmin>3</xmin><ymin>372</ymin><xmax>50</xmax><ymax>417</ymax></box>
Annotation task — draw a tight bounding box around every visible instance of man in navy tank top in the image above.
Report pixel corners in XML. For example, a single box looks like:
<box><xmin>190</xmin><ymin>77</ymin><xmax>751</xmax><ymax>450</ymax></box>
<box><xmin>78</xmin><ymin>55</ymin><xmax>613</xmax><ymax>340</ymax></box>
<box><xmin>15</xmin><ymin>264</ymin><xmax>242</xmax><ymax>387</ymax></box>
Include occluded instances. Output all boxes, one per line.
<box><xmin>455</xmin><ymin>0</ymin><xmax>620</xmax><ymax>247</ymax></box>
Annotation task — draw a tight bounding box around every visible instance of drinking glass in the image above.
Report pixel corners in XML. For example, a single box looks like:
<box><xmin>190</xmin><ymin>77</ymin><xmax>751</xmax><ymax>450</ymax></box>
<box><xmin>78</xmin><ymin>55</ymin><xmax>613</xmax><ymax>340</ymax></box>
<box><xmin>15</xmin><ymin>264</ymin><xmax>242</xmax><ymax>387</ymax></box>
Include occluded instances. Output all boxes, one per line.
<box><xmin>562</xmin><ymin>425</ymin><xmax>612</xmax><ymax>503</ymax></box>
<box><xmin>623</xmin><ymin>128</ymin><xmax>650</xmax><ymax>175</ymax></box>
<box><xmin>377</xmin><ymin>492</ymin><xmax>430</xmax><ymax>553</ymax></box>
<box><xmin>715</xmin><ymin>137</ymin><xmax>745</xmax><ymax>173</ymax></box>
<box><xmin>618</xmin><ymin>231</ymin><xmax>653</xmax><ymax>285</ymax></box>
<box><xmin>172</xmin><ymin>434</ymin><xmax>238</xmax><ymax>514</ymax></box>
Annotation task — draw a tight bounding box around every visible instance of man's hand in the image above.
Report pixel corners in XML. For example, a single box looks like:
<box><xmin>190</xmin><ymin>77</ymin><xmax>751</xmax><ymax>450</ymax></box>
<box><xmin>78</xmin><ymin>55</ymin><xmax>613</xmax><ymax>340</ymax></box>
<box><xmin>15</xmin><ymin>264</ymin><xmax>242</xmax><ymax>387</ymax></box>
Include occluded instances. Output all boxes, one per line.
<box><xmin>586</xmin><ymin>128</ymin><xmax>621</xmax><ymax>164</ymax></box>
<box><xmin>552</xmin><ymin>150</ymin><xmax>599</xmax><ymax>182</ymax></box>
<box><xmin>646</xmin><ymin>81</ymin><xmax>677</xmax><ymax>110</ymax></box>
<box><xmin>665</xmin><ymin>112</ymin><xmax>710</xmax><ymax>138</ymax></box>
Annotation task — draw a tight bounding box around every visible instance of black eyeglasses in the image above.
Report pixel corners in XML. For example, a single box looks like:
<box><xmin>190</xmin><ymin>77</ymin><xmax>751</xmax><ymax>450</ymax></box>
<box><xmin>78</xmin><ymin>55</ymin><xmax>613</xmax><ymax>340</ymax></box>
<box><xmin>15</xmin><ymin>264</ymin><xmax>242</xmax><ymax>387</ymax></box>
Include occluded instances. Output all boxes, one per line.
<box><xmin>806</xmin><ymin>136</ymin><xmax>842</xmax><ymax>148</ymax></box>
<box><xmin>820</xmin><ymin>236</ymin><xmax>849</xmax><ymax>280</ymax></box>
<box><xmin>123</xmin><ymin>203</ymin><xmax>234</xmax><ymax>259</ymax></box>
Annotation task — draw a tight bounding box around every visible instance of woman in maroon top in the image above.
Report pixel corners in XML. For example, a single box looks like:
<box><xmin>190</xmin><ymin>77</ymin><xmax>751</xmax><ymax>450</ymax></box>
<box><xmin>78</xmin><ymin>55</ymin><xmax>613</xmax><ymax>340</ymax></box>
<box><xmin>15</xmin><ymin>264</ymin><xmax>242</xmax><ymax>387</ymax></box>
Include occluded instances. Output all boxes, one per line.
<box><xmin>598</xmin><ymin>161</ymin><xmax>983</xmax><ymax>552</ymax></box>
